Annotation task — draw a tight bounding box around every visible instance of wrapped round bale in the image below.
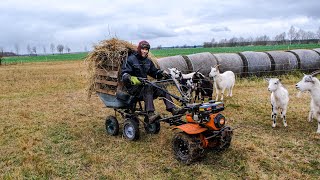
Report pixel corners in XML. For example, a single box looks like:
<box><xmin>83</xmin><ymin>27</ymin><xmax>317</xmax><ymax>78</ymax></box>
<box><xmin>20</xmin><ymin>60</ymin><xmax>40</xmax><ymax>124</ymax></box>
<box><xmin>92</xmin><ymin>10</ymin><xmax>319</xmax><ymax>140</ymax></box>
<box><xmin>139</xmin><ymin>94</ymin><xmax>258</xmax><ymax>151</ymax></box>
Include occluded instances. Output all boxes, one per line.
<box><xmin>157</xmin><ymin>55</ymin><xmax>190</xmax><ymax>73</ymax></box>
<box><xmin>287</xmin><ymin>49</ymin><xmax>320</xmax><ymax>72</ymax></box>
<box><xmin>211</xmin><ymin>53</ymin><xmax>243</xmax><ymax>76</ymax></box>
<box><xmin>186</xmin><ymin>52</ymin><xmax>218</xmax><ymax>76</ymax></box>
<box><xmin>238</xmin><ymin>51</ymin><xmax>271</xmax><ymax>76</ymax></box>
<box><xmin>313</xmin><ymin>48</ymin><xmax>320</xmax><ymax>55</ymax></box>
<box><xmin>265</xmin><ymin>51</ymin><xmax>298</xmax><ymax>75</ymax></box>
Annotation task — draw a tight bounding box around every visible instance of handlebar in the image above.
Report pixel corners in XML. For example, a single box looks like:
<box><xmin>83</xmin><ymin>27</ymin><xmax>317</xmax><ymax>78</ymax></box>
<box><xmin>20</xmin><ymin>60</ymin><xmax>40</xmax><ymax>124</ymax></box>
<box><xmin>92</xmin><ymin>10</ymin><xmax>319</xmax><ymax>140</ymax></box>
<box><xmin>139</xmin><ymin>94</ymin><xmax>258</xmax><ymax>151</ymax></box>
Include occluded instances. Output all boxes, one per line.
<box><xmin>136</xmin><ymin>77</ymin><xmax>189</xmax><ymax>104</ymax></box>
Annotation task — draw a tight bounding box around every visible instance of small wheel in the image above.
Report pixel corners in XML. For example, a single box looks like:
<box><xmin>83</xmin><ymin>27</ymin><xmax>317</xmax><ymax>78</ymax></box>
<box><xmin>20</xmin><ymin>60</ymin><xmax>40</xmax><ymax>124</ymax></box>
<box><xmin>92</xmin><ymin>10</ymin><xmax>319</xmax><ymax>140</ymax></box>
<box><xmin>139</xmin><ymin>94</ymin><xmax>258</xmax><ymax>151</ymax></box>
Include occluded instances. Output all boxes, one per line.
<box><xmin>123</xmin><ymin>118</ymin><xmax>140</xmax><ymax>141</ymax></box>
<box><xmin>172</xmin><ymin>132</ymin><xmax>203</xmax><ymax>164</ymax></box>
<box><xmin>144</xmin><ymin>117</ymin><xmax>161</xmax><ymax>134</ymax></box>
<box><xmin>105</xmin><ymin>116</ymin><xmax>119</xmax><ymax>136</ymax></box>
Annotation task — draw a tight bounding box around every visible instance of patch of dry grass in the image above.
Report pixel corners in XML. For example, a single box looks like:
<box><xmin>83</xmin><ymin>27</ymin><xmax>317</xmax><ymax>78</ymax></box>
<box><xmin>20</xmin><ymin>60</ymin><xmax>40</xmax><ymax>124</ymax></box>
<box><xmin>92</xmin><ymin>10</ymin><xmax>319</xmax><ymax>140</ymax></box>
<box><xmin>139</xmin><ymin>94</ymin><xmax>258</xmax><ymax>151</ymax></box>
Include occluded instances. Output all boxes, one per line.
<box><xmin>0</xmin><ymin>61</ymin><xmax>319</xmax><ymax>179</ymax></box>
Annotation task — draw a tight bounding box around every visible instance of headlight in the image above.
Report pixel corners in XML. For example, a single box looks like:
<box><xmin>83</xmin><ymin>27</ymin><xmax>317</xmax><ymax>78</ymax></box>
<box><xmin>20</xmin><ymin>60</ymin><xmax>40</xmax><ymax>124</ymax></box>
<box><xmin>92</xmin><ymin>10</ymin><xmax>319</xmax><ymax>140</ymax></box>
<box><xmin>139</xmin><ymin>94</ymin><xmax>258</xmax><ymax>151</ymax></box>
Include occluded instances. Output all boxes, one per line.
<box><xmin>214</xmin><ymin>113</ymin><xmax>225</xmax><ymax>128</ymax></box>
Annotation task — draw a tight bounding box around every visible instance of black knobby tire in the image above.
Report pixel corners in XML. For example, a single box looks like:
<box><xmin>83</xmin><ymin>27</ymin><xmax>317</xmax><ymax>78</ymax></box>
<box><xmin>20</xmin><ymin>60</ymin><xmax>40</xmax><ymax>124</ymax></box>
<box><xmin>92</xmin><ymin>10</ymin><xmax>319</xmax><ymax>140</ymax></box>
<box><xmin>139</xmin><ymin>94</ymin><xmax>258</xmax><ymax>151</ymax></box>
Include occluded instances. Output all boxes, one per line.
<box><xmin>172</xmin><ymin>132</ymin><xmax>203</xmax><ymax>164</ymax></box>
<box><xmin>144</xmin><ymin>117</ymin><xmax>161</xmax><ymax>134</ymax></box>
<box><xmin>123</xmin><ymin>118</ymin><xmax>140</xmax><ymax>141</ymax></box>
<box><xmin>217</xmin><ymin>126</ymin><xmax>232</xmax><ymax>151</ymax></box>
<box><xmin>105</xmin><ymin>116</ymin><xmax>119</xmax><ymax>136</ymax></box>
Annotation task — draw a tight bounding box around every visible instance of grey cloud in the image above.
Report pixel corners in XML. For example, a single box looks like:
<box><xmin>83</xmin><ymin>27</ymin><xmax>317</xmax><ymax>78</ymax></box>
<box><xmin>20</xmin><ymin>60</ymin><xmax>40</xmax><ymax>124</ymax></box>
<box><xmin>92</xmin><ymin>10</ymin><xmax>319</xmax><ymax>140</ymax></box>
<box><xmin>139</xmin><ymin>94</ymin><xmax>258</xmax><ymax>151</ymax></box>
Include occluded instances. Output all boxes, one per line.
<box><xmin>195</xmin><ymin>0</ymin><xmax>320</xmax><ymax>24</ymax></box>
<box><xmin>211</xmin><ymin>27</ymin><xmax>230</xmax><ymax>32</ymax></box>
<box><xmin>1</xmin><ymin>0</ymin><xmax>320</xmax><ymax>53</ymax></box>
<box><xmin>115</xmin><ymin>24</ymin><xmax>177</xmax><ymax>40</ymax></box>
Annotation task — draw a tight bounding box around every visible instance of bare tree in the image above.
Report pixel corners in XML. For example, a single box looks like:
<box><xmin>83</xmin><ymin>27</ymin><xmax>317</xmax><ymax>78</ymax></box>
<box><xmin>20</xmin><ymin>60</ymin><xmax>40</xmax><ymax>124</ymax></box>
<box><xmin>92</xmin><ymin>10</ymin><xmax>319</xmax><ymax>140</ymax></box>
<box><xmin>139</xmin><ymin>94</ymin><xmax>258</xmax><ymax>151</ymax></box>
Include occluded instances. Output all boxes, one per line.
<box><xmin>27</xmin><ymin>44</ymin><xmax>32</xmax><ymax>55</ymax></box>
<box><xmin>306</xmin><ymin>31</ymin><xmax>316</xmax><ymax>40</ymax></box>
<box><xmin>50</xmin><ymin>43</ymin><xmax>55</xmax><ymax>54</ymax></box>
<box><xmin>219</xmin><ymin>38</ymin><xmax>228</xmax><ymax>46</ymax></box>
<box><xmin>228</xmin><ymin>37</ymin><xmax>238</xmax><ymax>46</ymax></box>
<box><xmin>14</xmin><ymin>43</ymin><xmax>19</xmax><ymax>55</ymax></box>
<box><xmin>156</xmin><ymin>45</ymin><xmax>162</xmax><ymax>49</ymax></box>
<box><xmin>43</xmin><ymin>45</ymin><xmax>46</xmax><ymax>54</ymax></box>
<box><xmin>255</xmin><ymin>35</ymin><xmax>270</xmax><ymax>45</ymax></box>
<box><xmin>274</xmin><ymin>32</ymin><xmax>286</xmax><ymax>44</ymax></box>
<box><xmin>245</xmin><ymin>37</ymin><xmax>254</xmax><ymax>45</ymax></box>
<box><xmin>32</xmin><ymin>46</ymin><xmax>37</xmax><ymax>55</ymax></box>
<box><xmin>317</xmin><ymin>26</ymin><xmax>320</xmax><ymax>43</ymax></box>
<box><xmin>0</xmin><ymin>47</ymin><xmax>3</xmax><ymax>65</ymax></box>
<box><xmin>65</xmin><ymin>45</ymin><xmax>71</xmax><ymax>53</ymax></box>
<box><xmin>288</xmin><ymin>26</ymin><xmax>298</xmax><ymax>45</ymax></box>
<box><xmin>56</xmin><ymin>44</ymin><xmax>64</xmax><ymax>54</ymax></box>
<box><xmin>238</xmin><ymin>37</ymin><xmax>245</xmax><ymax>46</ymax></box>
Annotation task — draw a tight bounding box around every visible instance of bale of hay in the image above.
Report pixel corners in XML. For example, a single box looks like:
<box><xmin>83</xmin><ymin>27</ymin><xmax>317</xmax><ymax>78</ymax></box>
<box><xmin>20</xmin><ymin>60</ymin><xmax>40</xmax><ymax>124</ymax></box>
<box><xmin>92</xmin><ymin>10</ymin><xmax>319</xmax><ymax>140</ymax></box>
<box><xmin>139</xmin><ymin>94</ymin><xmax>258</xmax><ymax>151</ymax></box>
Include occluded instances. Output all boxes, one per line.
<box><xmin>157</xmin><ymin>55</ymin><xmax>190</xmax><ymax>73</ymax></box>
<box><xmin>265</xmin><ymin>51</ymin><xmax>298</xmax><ymax>75</ymax></box>
<box><xmin>238</xmin><ymin>51</ymin><xmax>271</xmax><ymax>76</ymax></box>
<box><xmin>287</xmin><ymin>49</ymin><xmax>320</xmax><ymax>72</ymax></box>
<box><xmin>186</xmin><ymin>52</ymin><xmax>218</xmax><ymax>76</ymax></box>
<box><xmin>85</xmin><ymin>38</ymin><xmax>158</xmax><ymax>98</ymax></box>
<box><xmin>211</xmin><ymin>53</ymin><xmax>243</xmax><ymax>76</ymax></box>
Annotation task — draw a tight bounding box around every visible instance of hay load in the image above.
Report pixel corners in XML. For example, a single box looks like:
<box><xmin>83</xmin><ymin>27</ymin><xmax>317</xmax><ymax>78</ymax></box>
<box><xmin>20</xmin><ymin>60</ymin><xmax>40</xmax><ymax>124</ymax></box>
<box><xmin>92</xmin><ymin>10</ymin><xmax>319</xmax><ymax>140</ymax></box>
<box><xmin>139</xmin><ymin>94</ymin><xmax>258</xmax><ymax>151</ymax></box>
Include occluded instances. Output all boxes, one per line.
<box><xmin>85</xmin><ymin>38</ymin><xmax>158</xmax><ymax>97</ymax></box>
<box><xmin>238</xmin><ymin>51</ymin><xmax>271</xmax><ymax>76</ymax></box>
<box><xmin>186</xmin><ymin>52</ymin><xmax>218</xmax><ymax>76</ymax></box>
<box><xmin>287</xmin><ymin>49</ymin><xmax>320</xmax><ymax>72</ymax></box>
<box><xmin>211</xmin><ymin>53</ymin><xmax>243</xmax><ymax>76</ymax></box>
<box><xmin>157</xmin><ymin>55</ymin><xmax>190</xmax><ymax>73</ymax></box>
<box><xmin>265</xmin><ymin>51</ymin><xmax>298</xmax><ymax>74</ymax></box>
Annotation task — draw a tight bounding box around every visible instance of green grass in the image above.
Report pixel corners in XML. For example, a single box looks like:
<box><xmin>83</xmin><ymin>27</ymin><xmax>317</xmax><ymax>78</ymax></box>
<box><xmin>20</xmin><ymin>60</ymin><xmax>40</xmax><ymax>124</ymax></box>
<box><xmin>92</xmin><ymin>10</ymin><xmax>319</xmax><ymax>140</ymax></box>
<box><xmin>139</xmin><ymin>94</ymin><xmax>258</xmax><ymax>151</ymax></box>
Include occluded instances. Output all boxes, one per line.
<box><xmin>2</xmin><ymin>43</ymin><xmax>320</xmax><ymax>64</ymax></box>
<box><xmin>0</xmin><ymin>61</ymin><xmax>319</xmax><ymax>179</ymax></box>
<box><xmin>3</xmin><ymin>53</ymin><xmax>87</xmax><ymax>64</ymax></box>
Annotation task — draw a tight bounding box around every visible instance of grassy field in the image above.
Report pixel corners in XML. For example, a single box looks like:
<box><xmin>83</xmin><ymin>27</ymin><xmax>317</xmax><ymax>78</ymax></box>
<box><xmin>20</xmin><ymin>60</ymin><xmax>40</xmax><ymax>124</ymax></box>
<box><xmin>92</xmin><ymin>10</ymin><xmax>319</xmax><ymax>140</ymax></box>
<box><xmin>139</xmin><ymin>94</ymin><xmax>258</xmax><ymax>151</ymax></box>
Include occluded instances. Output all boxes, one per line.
<box><xmin>3</xmin><ymin>43</ymin><xmax>320</xmax><ymax>64</ymax></box>
<box><xmin>2</xmin><ymin>53</ymin><xmax>87</xmax><ymax>64</ymax></box>
<box><xmin>0</xmin><ymin>61</ymin><xmax>319</xmax><ymax>179</ymax></box>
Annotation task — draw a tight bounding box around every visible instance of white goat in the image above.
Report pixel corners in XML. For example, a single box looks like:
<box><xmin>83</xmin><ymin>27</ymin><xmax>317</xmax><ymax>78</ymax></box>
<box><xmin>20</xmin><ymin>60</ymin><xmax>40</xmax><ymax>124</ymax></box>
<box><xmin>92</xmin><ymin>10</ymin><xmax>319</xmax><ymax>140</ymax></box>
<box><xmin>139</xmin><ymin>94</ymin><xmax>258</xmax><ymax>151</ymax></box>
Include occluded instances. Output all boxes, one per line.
<box><xmin>266</xmin><ymin>78</ymin><xmax>289</xmax><ymax>128</ymax></box>
<box><xmin>168</xmin><ymin>67</ymin><xmax>195</xmax><ymax>98</ymax></box>
<box><xmin>209</xmin><ymin>65</ymin><xmax>235</xmax><ymax>101</ymax></box>
<box><xmin>295</xmin><ymin>70</ymin><xmax>320</xmax><ymax>134</ymax></box>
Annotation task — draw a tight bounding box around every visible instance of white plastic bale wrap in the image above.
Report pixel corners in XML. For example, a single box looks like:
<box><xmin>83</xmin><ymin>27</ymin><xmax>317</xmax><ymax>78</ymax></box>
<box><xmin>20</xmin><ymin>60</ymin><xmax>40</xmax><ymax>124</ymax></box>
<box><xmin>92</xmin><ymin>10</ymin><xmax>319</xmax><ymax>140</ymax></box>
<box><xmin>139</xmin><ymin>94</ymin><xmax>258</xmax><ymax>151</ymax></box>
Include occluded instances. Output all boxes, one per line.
<box><xmin>212</xmin><ymin>53</ymin><xmax>243</xmax><ymax>76</ymax></box>
<box><xmin>288</xmin><ymin>49</ymin><xmax>320</xmax><ymax>71</ymax></box>
<box><xmin>265</xmin><ymin>51</ymin><xmax>298</xmax><ymax>74</ymax></box>
<box><xmin>313</xmin><ymin>48</ymin><xmax>320</xmax><ymax>55</ymax></box>
<box><xmin>186</xmin><ymin>52</ymin><xmax>218</xmax><ymax>75</ymax></box>
<box><xmin>157</xmin><ymin>55</ymin><xmax>190</xmax><ymax>73</ymax></box>
<box><xmin>239</xmin><ymin>51</ymin><xmax>271</xmax><ymax>76</ymax></box>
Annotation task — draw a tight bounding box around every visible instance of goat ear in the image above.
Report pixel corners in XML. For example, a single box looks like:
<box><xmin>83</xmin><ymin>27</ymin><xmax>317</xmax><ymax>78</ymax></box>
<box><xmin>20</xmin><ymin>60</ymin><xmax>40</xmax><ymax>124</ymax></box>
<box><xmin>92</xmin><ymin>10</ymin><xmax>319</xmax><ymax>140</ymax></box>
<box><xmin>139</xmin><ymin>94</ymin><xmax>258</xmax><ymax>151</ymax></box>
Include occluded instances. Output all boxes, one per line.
<box><xmin>265</xmin><ymin>78</ymin><xmax>270</xmax><ymax>82</ymax></box>
<box><xmin>306</xmin><ymin>76</ymin><xmax>314</xmax><ymax>83</ymax></box>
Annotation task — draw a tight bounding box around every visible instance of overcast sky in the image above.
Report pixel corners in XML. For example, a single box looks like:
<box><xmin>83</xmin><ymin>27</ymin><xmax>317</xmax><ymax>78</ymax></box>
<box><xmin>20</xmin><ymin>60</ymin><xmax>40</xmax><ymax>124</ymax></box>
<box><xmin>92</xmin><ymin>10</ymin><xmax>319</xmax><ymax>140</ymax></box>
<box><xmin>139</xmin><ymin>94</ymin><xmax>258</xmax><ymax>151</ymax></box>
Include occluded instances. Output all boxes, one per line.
<box><xmin>1</xmin><ymin>0</ymin><xmax>319</xmax><ymax>54</ymax></box>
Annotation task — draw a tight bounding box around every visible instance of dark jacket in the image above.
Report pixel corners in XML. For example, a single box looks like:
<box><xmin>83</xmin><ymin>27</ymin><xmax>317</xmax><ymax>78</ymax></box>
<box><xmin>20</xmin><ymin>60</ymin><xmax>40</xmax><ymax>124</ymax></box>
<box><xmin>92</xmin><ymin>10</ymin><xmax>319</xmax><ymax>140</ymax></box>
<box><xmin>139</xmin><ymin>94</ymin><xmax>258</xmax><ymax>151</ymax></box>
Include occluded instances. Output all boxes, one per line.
<box><xmin>121</xmin><ymin>52</ymin><xmax>162</xmax><ymax>88</ymax></box>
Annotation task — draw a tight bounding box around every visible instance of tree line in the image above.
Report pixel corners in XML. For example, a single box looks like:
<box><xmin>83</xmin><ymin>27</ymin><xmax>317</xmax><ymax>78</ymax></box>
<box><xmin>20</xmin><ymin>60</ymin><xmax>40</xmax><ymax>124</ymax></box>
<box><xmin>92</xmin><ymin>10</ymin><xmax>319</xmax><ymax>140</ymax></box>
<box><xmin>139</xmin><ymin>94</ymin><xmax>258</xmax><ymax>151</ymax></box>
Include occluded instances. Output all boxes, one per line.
<box><xmin>22</xmin><ymin>43</ymin><xmax>71</xmax><ymax>56</ymax></box>
<box><xmin>203</xmin><ymin>26</ymin><xmax>320</xmax><ymax>48</ymax></box>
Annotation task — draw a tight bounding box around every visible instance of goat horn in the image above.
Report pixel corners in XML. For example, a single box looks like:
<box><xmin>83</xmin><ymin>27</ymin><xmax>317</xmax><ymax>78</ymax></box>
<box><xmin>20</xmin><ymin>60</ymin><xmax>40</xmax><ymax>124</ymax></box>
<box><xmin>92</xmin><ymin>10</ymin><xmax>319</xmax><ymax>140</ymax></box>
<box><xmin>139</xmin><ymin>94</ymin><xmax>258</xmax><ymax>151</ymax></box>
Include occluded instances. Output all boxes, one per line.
<box><xmin>214</xmin><ymin>64</ymin><xmax>220</xmax><ymax>68</ymax></box>
<box><xmin>311</xmin><ymin>70</ymin><xmax>320</xmax><ymax>77</ymax></box>
<box><xmin>195</xmin><ymin>68</ymin><xmax>202</xmax><ymax>73</ymax></box>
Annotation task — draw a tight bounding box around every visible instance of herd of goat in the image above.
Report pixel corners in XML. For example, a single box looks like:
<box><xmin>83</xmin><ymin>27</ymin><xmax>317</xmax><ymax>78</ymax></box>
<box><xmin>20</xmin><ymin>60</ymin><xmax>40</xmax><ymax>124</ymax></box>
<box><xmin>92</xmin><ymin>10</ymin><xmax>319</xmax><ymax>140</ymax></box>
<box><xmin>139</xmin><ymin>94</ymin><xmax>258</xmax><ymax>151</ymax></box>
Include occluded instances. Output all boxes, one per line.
<box><xmin>165</xmin><ymin>66</ymin><xmax>320</xmax><ymax>134</ymax></box>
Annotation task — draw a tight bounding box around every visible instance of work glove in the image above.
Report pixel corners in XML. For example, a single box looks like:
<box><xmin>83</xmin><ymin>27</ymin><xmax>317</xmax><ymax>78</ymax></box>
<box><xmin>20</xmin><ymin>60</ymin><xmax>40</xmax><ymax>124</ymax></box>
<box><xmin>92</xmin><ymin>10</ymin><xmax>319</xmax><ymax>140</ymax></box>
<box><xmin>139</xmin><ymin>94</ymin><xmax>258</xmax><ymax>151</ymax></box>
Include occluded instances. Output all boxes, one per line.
<box><xmin>130</xmin><ymin>76</ymin><xmax>141</xmax><ymax>85</ymax></box>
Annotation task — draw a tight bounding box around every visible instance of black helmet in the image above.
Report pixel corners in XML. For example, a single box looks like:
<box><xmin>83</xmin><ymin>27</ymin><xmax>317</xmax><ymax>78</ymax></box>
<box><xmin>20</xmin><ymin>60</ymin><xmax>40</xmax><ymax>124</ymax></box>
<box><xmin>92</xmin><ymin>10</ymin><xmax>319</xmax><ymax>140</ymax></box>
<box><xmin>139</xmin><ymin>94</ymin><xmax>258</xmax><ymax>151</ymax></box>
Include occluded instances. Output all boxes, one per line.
<box><xmin>138</xmin><ymin>40</ymin><xmax>150</xmax><ymax>50</ymax></box>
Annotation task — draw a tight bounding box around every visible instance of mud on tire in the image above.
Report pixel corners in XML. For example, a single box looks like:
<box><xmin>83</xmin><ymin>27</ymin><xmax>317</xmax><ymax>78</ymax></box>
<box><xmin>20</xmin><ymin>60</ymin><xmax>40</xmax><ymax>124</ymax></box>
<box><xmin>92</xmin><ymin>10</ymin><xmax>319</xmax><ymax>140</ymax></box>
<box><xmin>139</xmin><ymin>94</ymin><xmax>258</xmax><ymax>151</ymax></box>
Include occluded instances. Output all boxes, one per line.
<box><xmin>215</xmin><ymin>126</ymin><xmax>233</xmax><ymax>151</ymax></box>
<box><xmin>172</xmin><ymin>132</ymin><xmax>203</xmax><ymax>164</ymax></box>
